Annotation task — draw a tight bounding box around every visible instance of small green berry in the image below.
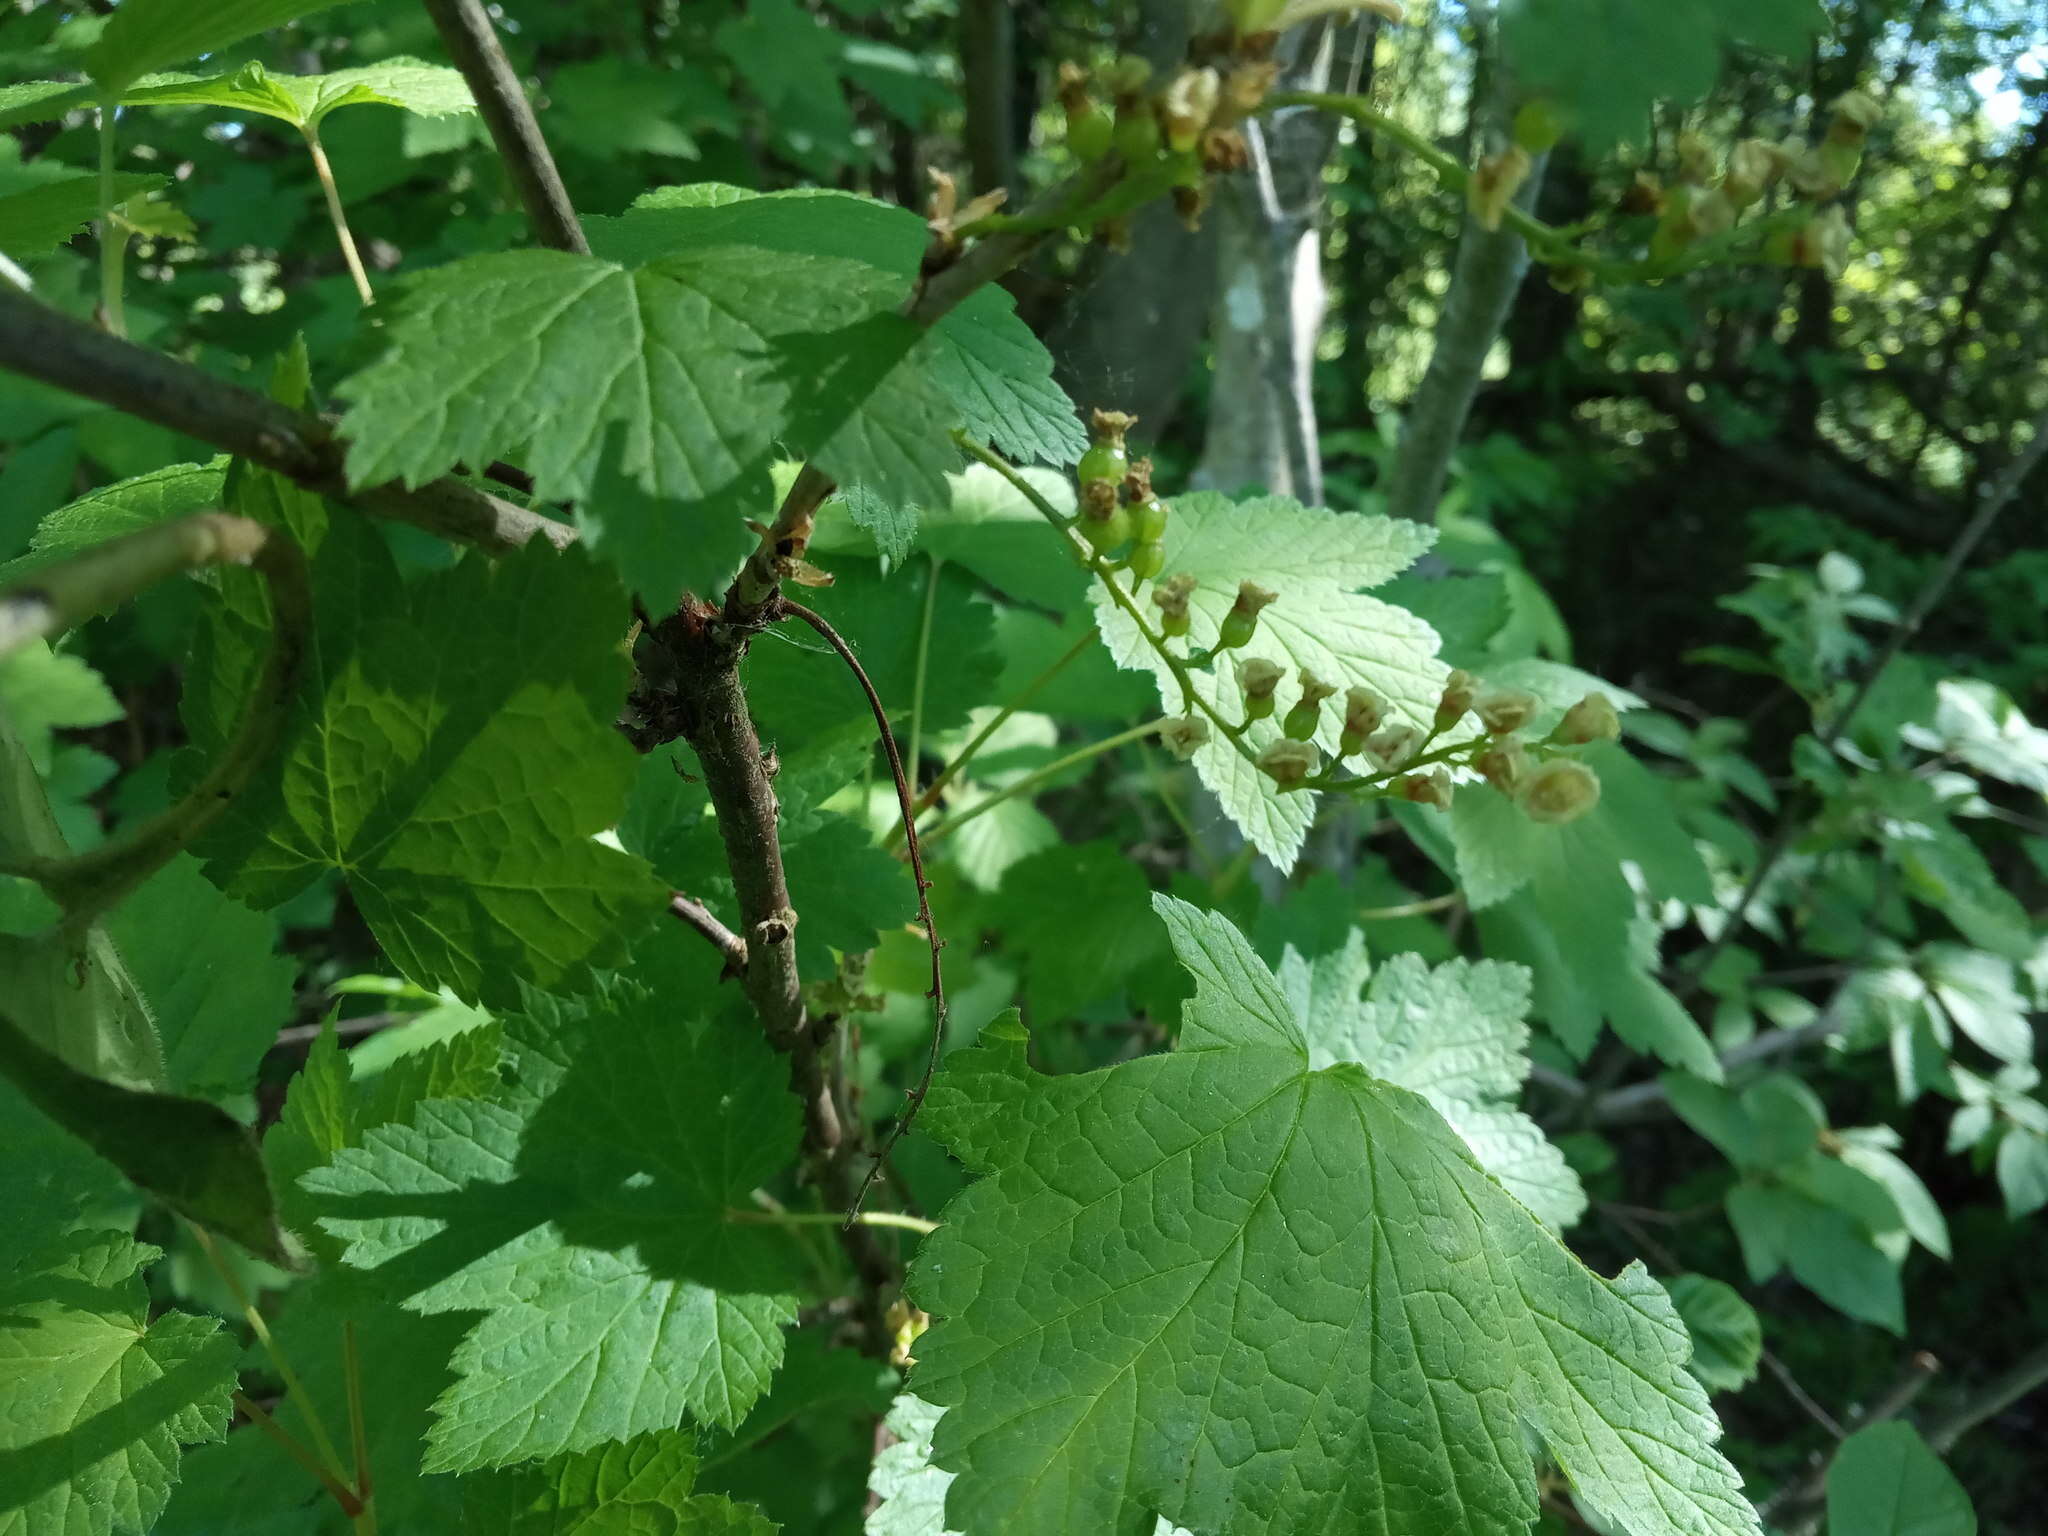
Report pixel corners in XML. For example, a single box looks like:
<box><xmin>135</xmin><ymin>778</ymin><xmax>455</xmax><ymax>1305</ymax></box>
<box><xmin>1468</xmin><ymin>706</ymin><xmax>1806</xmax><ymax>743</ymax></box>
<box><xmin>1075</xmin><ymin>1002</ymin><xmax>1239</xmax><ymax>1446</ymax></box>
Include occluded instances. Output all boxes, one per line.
<box><xmin>1132</xmin><ymin>496</ymin><xmax>1169</xmax><ymax>544</ymax></box>
<box><xmin>1078</xmin><ymin>442</ymin><xmax>1128</xmax><ymax>487</ymax></box>
<box><xmin>1129</xmin><ymin>539</ymin><xmax>1165</xmax><ymax>581</ymax></box>
<box><xmin>1081</xmin><ymin>505</ymin><xmax>1133</xmax><ymax>554</ymax></box>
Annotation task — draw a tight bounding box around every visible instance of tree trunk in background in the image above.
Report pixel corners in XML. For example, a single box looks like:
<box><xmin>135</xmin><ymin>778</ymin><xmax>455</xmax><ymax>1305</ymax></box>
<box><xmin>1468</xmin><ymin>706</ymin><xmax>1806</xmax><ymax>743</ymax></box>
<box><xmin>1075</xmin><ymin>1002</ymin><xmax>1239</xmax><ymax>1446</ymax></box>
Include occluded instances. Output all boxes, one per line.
<box><xmin>1384</xmin><ymin>21</ymin><xmax>1546</xmax><ymax>526</ymax></box>
<box><xmin>1043</xmin><ymin>0</ymin><xmax>1215</xmax><ymax>439</ymax></box>
<box><xmin>1194</xmin><ymin>21</ymin><xmax>1363</xmax><ymax>503</ymax></box>
<box><xmin>959</xmin><ymin>0</ymin><xmax>1015</xmax><ymax>197</ymax></box>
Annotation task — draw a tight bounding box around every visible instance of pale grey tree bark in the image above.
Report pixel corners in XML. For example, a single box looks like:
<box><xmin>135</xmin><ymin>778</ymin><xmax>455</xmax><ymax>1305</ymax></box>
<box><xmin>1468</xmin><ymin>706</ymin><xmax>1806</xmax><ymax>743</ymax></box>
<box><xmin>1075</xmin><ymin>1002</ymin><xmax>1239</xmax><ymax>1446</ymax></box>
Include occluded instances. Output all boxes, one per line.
<box><xmin>1045</xmin><ymin>0</ymin><xmax>1217</xmax><ymax>437</ymax></box>
<box><xmin>1193</xmin><ymin>22</ymin><xmax>1368</xmax><ymax>504</ymax></box>
<box><xmin>1383</xmin><ymin>10</ymin><xmax>1547</xmax><ymax>525</ymax></box>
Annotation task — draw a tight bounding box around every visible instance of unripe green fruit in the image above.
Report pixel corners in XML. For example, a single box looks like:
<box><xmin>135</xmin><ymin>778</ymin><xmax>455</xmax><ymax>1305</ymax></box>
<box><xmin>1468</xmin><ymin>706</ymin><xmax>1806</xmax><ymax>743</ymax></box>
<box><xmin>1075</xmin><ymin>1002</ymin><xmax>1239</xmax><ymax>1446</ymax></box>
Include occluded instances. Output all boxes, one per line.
<box><xmin>1161</xmin><ymin>608</ymin><xmax>1190</xmax><ymax>637</ymax></box>
<box><xmin>1282</xmin><ymin>701</ymin><xmax>1321</xmax><ymax>741</ymax></box>
<box><xmin>1129</xmin><ymin>539</ymin><xmax>1165</xmax><ymax>581</ymax></box>
<box><xmin>1115</xmin><ymin>104</ymin><xmax>1161</xmax><ymax>163</ymax></box>
<box><xmin>1078</xmin><ymin>442</ymin><xmax>1129</xmax><ymax>487</ymax></box>
<box><xmin>1069</xmin><ymin>104</ymin><xmax>1113</xmax><ymax>163</ymax></box>
<box><xmin>1081</xmin><ymin>505</ymin><xmax>1133</xmax><ymax>553</ymax></box>
<box><xmin>1132</xmin><ymin>496</ymin><xmax>1169</xmax><ymax>543</ymax></box>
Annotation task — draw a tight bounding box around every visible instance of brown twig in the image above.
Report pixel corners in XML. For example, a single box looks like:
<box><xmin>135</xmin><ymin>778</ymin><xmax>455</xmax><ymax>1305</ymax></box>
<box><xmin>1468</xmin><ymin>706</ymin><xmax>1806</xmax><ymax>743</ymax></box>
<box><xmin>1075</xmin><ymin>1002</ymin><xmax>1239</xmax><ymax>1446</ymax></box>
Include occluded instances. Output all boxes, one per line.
<box><xmin>632</xmin><ymin>601</ymin><xmax>898</xmax><ymax>1347</ymax></box>
<box><xmin>0</xmin><ymin>289</ymin><xmax>562</xmax><ymax>555</ymax></box>
<box><xmin>669</xmin><ymin>891</ymin><xmax>747</xmax><ymax>975</ymax></box>
<box><xmin>778</xmin><ymin>599</ymin><xmax>949</xmax><ymax>1224</ymax></box>
<box><xmin>1760</xmin><ymin>1350</ymin><xmax>1942</xmax><ymax>1530</ymax></box>
<box><xmin>421</xmin><ymin>0</ymin><xmax>588</xmax><ymax>257</ymax></box>
<box><xmin>1924</xmin><ymin>1338</ymin><xmax>2048</xmax><ymax>1454</ymax></box>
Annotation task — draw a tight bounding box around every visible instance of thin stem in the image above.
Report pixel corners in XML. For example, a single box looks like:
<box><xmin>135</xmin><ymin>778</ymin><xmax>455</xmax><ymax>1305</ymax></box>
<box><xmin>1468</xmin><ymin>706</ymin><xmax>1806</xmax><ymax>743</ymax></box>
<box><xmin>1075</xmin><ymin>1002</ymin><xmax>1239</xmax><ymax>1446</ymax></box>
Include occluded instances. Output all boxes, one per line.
<box><xmin>1137</xmin><ymin>733</ymin><xmax>1220</xmax><ymax>878</ymax></box>
<box><xmin>727</xmin><ymin>1207</ymin><xmax>939</xmax><ymax>1237</ymax></box>
<box><xmin>0</xmin><ymin>512</ymin><xmax>270</xmax><ymax>658</ymax></box>
<box><xmin>343</xmin><ymin>1321</ymin><xmax>377</xmax><ymax>1536</ymax></box>
<box><xmin>1356</xmin><ymin>891</ymin><xmax>1462</xmax><ymax>921</ymax></box>
<box><xmin>193</xmin><ymin>1226</ymin><xmax>352</xmax><ymax>1488</ymax></box>
<box><xmin>303</xmin><ymin>126</ymin><xmax>374</xmax><ymax>306</ymax></box>
<box><xmin>421</xmin><ymin>0</ymin><xmax>587</xmax><ymax>255</ymax></box>
<box><xmin>232</xmin><ymin>1392</ymin><xmax>363</xmax><ymax>1518</ymax></box>
<box><xmin>908</xmin><ymin>626</ymin><xmax>1098</xmax><ymax>823</ymax></box>
<box><xmin>776</xmin><ymin>599</ymin><xmax>948</xmax><ymax>1225</ymax></box>
<box><xmin>668</xmin><ymin>891</ymin><xmax>747</xmax><ymax>973</ymax></box>
<box><xmin>907</xmin><ymin>556</ymin><xmax>943</xmax><ymax>789</ymax></box>
<box><xmin>921</xmin><ymin>720</ymin><xmax>1166</xmax><ymax>847</ymax></box>
<box><xmin>955</xmin><ymin>435</ymin><xmax>1263</xmax><ymax>770</ymax></box>
<box><xmin>1279</xmin><ymin>91</ymin><xmax>1805</xmax><ymax>284</ymax></box>
<box><xmin>96</xmin><ymin>103</ymin><xmax>125</xmax><ymax>337</ymax></box>
<box><xmin>1924</xmin><ymin>1338</ymin><xmax>2048</xmax><ymax>1454</ymax></box>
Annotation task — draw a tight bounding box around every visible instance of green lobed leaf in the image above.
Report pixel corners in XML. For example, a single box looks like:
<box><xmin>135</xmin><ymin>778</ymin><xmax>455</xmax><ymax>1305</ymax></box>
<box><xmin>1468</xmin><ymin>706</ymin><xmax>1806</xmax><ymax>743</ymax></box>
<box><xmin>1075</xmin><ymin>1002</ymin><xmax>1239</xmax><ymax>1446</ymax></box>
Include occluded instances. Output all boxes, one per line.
<box><xmin>158</xmin><ymin>1265</ymin><xmax>475</xmax><ymax>1535</ymax></box>
<box><xmin>459</xmin><ymin>1431</ymin><xmax>777</xmax><ymax>1534</ymax></box>
<box><xmin>906</xmin><ymin>896</ymin><xmax>1759</xmax><ymax>1536</ymax></box>
<box><xmin>594</xmin><ymin>186</ymin><xmax>1086</xmax><ymax>472</ymax></box>
<box><xmin>190</xmin><ymin>512</ymin><xmax>667</xmax><ymax>1008</ymax></box>
<box><xmin>1089</xmin><ymin>490</ymin><xmax>1444</xmax><ymax>870</ymax></box>
<box><xmin>105</xmin><ymin>853</ymin><xmax>294</xmax><ymax>1099</ymax></box>
<box><xmin>342</xmin><ymin>189</ymin><xmax>1077</xmax><ymax>595</ymax></box>
<box><xmin>0</xmin><ymin>171</ymin><xmax>163</xmax><ymax>256</ymax></box>
<box><xmin>1663</xmin><ymin>1275</ymin><xmax>1761</xmax><ymax>1394</ymax></box>
<box><xmin>304</xmin><ymin>981</ymin><xmax>807</xmax><ymax>1471</ymax></box>
<box><xmin>1826</xmin><ymin>1422</ymin><xmax>1976</xmax><ymax>1536</ymax></box>
<box><xmin>264</xmin><ymin>1012</ymin><xmax>504</xmax><ymax>1259</ymax></box>
<box><xmin>865</xmin><ymin>1394</ymin><xmax>1191</xmax><ymax>1536</ymax></box>
<box><xmin>1446</xmin><ymin>754</ymin><xmax>1719</xmax><ymax>1074</ymax></box>
<box><xmin>118</xmin><ymin>56</ymin><xmax>474</xmax><ymax>129</ymax></box>
<box><xmin>988</xmin><ymin>840</ymin><xmax>1176</xmax><ymax>1025</ymax></box>
<box><xmin>1283</xmin><ymin>934</ymin><xmax>1587</xmax><ymax>1231</ymax></box>
<box><xmin>87</xmin><ymin>0</ymin><xmax>356</xmax><ymax>93</ymax></box>
<box><xmin>0</xmin><ymin>1232</ymin><xmax>239</xmax><ymax>1536</ymax></box>
<box><xmin>0</xmin><ymin>459</ymin><xmax>228</xmax><ymax>597</ymax></box>
<box><xmin>0</xmin><ymin>80</ymin><xmax>96</xmax><ymax>131</ymax></box>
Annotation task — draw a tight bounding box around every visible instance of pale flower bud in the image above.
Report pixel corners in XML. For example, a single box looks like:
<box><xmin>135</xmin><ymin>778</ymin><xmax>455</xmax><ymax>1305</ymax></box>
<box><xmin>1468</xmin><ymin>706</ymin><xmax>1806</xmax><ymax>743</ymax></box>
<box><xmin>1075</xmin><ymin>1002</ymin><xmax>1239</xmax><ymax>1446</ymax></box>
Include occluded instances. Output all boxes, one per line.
<box><xmin>1257</xmin><ymin>738</ymin><xmax>1320</xmax><ymax>789</ymax></box>
<box><xmin>1282</xmin><ymin>669</ymin><xmax>1338</xmax><ymax>741</ymax></box>
<box><xmin>1828</xmin><ymin>90</ymin><xmax>1881</xmax><ymax>144</ymax></box>
<box><xmin>1554</xmin><ymin>692</ymin><xmax>1621</xmax><ymax>745</ymax></box>
<box><xmin>1475</xmin><ymin>686</ymin><xmax>1539</xmax><ymax>735</ymax></box>
<box><xmin>1159</xmin><ymin>716</ymin><xmax>1211</xmax><ymax>760</ymax></box>
<box><xmin>1339</xmin><ymin>686</ymin><xmax>1385</xmax><ymax>754</ymax></box>
<box><xmin>1364</xmin><ymin>724</ymin><xmax>1420</xmax><ymax>771</ymax></box>
<box><xmin>1468</xmin><ymin>145</ymin><xmax>1532</xmax><ymax>232</ymax></box>
<box><xmin>1219</xmin><ymin>581</ymin><xmax>1278</xmax><ymax>649</ymax></box>
<box><xmin>1151</xmin><ymin>570</ymin><xmax>1197</xmax><ymax>635</ymax></box>
<box><xmin>1239</xmin><ymin>655</ymin><xmax>1285</xmax><ymax>720</ymax></box>
<box><xmin>1435</xmin><ymin>668</ymin><xmax>1477</xmax><ymax>728</ymax></box>
<box><xmin>1396</xmin><ymin>769</ymin><xmax>1453</xmax><ymax>810</ymax></box>
<box><xmin>1475</xmin><ymin>738</ymin><xmax>1528</xmax><ymax>794</ymax></box>
<box><xmin>1724</xmin><ymin>137</ymin><xmax>1778</xmax><ymax>209</ymax></box>
<box><xmin>1517</xmin><ymin>758</ymin><xmax>1601</xmax><ymax>825</ymax></box>
<box><xmin>1160</xmin><ymin>67</ymin><xmax>1221</xmax><ymax>154</ymax></box>
<box><xmin>1239</xmin><ymin>656</ymin><xmax>1284</xmax><ymax>699</ymax></box>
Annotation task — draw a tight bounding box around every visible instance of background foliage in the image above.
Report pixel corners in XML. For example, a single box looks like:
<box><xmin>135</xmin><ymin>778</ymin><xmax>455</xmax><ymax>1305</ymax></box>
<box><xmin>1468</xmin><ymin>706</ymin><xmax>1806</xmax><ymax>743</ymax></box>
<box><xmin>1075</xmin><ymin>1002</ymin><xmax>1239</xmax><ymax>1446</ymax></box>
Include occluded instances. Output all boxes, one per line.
<box><xmin>1</xmin><ymin>1</ymin><xmax>2044</xmax><ymax>1533</ymax></box>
